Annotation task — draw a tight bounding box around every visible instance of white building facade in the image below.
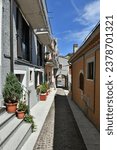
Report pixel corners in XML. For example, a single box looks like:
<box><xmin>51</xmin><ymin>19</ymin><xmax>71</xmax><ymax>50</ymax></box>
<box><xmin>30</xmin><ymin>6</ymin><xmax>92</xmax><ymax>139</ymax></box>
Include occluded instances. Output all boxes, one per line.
<box><xmin>0</xmin><ymin>0</ymin><xmax>52</xmax><ymax>108</ymax></box>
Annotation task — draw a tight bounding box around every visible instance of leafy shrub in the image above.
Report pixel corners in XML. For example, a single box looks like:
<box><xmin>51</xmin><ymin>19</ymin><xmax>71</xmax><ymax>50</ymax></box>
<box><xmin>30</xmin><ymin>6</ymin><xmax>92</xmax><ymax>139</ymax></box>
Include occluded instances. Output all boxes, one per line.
<box><xmin>40</xmin><ymin>83</ymin><xmax>47</xmax><ymax>94</ymax></box>
<box><xmin>45</xmin><ymin>82</ymin><xmax>50</xmax><ymax>90</ymax></box>
<box><xmin>2</xmin><ymin>73</ymin><xmax>23</xmax><ymax>103</ymax></box>
<box><xmin>17</xmin><ymin>101</ymin><xmax>28</xmax><ymax>112</ymax></box>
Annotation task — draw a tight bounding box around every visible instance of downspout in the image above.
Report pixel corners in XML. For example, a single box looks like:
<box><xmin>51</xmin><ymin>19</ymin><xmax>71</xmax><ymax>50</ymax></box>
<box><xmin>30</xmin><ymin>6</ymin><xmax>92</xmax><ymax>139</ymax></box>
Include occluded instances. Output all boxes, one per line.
<box><xmin>10</xmin><ymin>0</ymin><xmax>14</xmax><ymax>73</ymax></box>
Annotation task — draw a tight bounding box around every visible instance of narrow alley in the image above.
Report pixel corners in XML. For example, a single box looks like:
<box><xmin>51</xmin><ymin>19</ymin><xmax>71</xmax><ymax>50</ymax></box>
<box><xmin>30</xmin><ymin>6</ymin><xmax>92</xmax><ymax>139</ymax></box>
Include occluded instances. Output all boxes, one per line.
<box><xmin>34</xmin><ymin>88</ymin><xmax>87</xmax><ymax>150</ymax></box>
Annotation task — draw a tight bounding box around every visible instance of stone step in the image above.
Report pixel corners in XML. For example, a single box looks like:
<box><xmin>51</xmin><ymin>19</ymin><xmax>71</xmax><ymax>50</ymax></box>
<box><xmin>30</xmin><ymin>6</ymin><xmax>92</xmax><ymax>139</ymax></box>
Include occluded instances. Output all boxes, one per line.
<box><xmin>1</xmin><ymin>122</ymin><xmax>32</xmax><ymax>150</ymax></box>
<box><xmin>0</xmin><ymin>107</ymin><xmax>6</xmax><ymax>116</ymax></box>
<box><xmin>0</xmin><ymin>117</ymin><xmax>23</xmax><ymax>146</ymax></box>
<box><xmin>0</xmin><ymin>112</ymin><xmax>15</xmax><ymax>130</ymax></box>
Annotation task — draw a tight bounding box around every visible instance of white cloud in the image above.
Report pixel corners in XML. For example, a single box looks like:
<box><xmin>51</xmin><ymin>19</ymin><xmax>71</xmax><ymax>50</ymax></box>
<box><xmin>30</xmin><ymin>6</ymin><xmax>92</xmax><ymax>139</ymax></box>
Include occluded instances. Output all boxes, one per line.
<box><xmin>63</xmin><ymin>25</ymin><xmax>95</xmax><ymax>45</ymax></box>
<box><xmin>71</xmin><ymin>0</ymin><xmax>100</xmax><ymax>26</ymax></box>
<box><xmin>58</xmin><ymin>0</ymin><xmax>100</xmax><ymax>53</ymax></box>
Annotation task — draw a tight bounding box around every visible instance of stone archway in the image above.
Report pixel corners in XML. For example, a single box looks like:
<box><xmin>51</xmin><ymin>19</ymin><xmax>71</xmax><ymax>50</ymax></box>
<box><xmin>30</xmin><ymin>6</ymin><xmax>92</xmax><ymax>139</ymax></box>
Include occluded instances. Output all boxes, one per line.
<box><xmin>56</xmin><ymin>74</ymin><xmax>68</xmax><ymax>89</ymax></box>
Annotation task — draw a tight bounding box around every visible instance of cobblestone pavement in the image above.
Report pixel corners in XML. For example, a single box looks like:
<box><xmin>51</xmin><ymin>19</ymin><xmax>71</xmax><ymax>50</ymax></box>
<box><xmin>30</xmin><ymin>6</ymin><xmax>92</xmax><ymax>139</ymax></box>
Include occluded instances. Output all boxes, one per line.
<box><xmin>34</xmin><ymin>88</ymin><xmax>87</xmax><ymax>150</ymax></box>
<box><xmin>33</xmin><ymin>102</ymin><xmax>55</xmax><ymax>150</ymax></box>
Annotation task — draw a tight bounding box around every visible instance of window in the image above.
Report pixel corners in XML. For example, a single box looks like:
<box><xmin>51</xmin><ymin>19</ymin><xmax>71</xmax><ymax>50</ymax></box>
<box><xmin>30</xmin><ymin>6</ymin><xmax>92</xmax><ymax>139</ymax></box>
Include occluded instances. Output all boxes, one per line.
<box><xmin>16</xmin><ymin>8</ymin><xmax>32</xmax><ymax>61</ymax></box>
<box><xmin>37</xmin><ymin>41</ymin><xmax>43</xmax><ymax>66</ymax></box>
<box><xmin>35</xmin><ymin>72</ymin><xmax>38</xmax><ymax>89</ymax></box>
<box><xmin>29</xmin><ymin>69</ymin><xmax>34</xmax><ymax>86</ymax></box>
<box><xmin>30</xmin><ymin>71</ymin><xmax>32</xmax><ymax>81</ymax></box>
<box><xmin>87</xmin><ymin>62</ymin><xmax>94</xmax><ymax>80</ymax></box>
<box><xmin>39</xmin><ymin>72</ymin><xmax>43</xmax><ymax>84</ymax></box>
<box><xmin>59</xmin><ymin>64</ymin><xmax>62</xmax><ymax>69</ymax></box>
<box><xmin>15</xmin><ymin>74</ymin><xmax>25</xmax><ymax>83</ymax></box>
<box><xmin>79</xmin><ymin>72</ymin><xmax>84</xmax><ymax>91</ymax></box>
<box><xmin>53</xmin><ymin>68</ymin><xmax>58</xmax><ymax>77</ymax></box>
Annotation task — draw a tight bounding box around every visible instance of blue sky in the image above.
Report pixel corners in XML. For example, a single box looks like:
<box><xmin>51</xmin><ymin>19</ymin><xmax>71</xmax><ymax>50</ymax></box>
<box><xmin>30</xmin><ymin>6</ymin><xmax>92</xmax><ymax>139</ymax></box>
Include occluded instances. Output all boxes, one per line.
<box><xmin>46</xmin><ymin>0</ymin><xmax>100</xmax><ymax>56</ymax></box>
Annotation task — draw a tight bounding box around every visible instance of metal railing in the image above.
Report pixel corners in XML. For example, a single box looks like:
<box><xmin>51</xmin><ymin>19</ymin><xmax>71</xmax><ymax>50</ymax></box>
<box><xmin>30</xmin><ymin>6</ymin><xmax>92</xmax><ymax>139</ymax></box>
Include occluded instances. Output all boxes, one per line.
<box><xmin>18</xmin><ymin>82</ymin><xmax>31</xmax><ymax>115</ymax></box>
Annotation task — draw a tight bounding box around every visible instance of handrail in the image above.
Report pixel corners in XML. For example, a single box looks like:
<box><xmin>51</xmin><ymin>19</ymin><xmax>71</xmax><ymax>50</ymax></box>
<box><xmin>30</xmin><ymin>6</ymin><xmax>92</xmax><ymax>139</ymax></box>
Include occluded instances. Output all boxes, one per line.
<box><xmin>18</xmin><ymin>81</ymin><xmax>30</xmax><ymax>115</ymax></box>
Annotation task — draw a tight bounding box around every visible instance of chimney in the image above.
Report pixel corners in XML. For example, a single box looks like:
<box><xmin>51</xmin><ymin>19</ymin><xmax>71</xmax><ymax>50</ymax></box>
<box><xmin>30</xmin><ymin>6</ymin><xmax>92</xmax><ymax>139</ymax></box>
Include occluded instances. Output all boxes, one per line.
<box><xmin>73</xmin><ymin>44</ymin><xmax>78</xmax><ymax>53</ymax></box>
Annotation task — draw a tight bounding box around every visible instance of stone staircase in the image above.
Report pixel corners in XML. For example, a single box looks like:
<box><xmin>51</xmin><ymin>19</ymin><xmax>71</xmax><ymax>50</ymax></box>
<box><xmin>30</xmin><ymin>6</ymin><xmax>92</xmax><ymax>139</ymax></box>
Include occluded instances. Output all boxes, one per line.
<box><xmin>0</xmin><ymin>109</ymin><xmax>32</xmax><ymax>150</ymax></box>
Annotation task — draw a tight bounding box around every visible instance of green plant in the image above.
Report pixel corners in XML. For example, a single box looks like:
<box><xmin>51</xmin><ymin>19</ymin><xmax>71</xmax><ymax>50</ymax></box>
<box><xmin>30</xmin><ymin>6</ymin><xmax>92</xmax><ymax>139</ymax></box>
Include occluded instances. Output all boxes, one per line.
<box><xmin>24</xmin><ymin>114</ymin><xmax>36</xmax><ymax>132</ymax></box>
<box><xmin>2</xmin><ymin>73</ymin><xmax>23</xmax><ymax>103</ymax></box>
<box><xmin>17</xmin><ymin>101</ymin><xmax>28</xmax><ymax>112</ymax></box>
<box><xmin>45</xmin><ymin>82</ymin><xmax>50</xmax><ymax>90</ymax></box>
<box><xmin>40</xmin><ymin>83</ymin><xmax>47</xmax><ymax>94</ymax></box>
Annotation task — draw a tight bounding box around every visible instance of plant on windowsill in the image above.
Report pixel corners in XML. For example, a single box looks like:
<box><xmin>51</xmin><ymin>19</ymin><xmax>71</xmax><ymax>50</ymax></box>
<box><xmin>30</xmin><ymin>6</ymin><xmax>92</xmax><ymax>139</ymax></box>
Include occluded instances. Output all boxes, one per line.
<box><xmin>39</xmin><ymin>83</ymin><xmax>47</xmax><ymax>101</ymax></box>
<box><xmin>2</xmin><ymin>73</ymin><xmax>23</xmax><ymax>113</ymax></box>
<box><xmin>16</xmin><ymin>101</ymin><xmax>28</xmax><ymax>119</ymax></box>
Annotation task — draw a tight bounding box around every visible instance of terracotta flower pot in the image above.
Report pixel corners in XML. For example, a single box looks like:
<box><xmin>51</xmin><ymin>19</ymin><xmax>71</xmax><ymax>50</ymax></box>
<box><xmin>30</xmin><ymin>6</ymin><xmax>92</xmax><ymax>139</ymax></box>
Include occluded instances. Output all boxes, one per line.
<box><xmin>6</xmin><ymin>103</ymin><xmax>17</xmax><ymax>113</ymax></box>
<box><xmin>16</xmin><ymin>111</ymin><xmax>25</xmax><ymax>119</ymax></box>
<box><xmin>40</xmin><ymin>93</ymin><xmax>47</xmax><ymax>101</ymax></box>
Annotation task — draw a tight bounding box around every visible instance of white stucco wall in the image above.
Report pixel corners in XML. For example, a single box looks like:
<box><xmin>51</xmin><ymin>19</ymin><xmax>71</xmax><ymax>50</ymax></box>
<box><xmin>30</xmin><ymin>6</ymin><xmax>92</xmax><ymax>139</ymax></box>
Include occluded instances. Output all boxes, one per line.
<box><xmin>0</xmin><ymin>1</ymin><xmax>2</xmax><ymax>66</ymax></box>
<box><xmin>0</xmin><ymin>0</ymin><xmax>2</xmax><ymax>104</ymax></box>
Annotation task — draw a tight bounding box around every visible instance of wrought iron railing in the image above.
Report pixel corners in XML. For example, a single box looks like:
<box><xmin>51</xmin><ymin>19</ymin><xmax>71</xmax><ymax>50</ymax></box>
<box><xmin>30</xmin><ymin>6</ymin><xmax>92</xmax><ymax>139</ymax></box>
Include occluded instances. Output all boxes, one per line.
<box><xmin>18</xmin><ymin>82</ymin><xmax>31</xmax><ymax>115</ymax></box>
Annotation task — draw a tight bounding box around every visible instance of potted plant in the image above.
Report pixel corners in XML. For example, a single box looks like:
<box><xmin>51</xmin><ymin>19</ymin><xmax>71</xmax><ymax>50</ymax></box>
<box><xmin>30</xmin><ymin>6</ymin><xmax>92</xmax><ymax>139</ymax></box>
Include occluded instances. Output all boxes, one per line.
<box><xmin>16</xmin><ymin>101</ymin><xmax>28</xmax><ymax>119</ymax></box>
<box><xmin>2</xmin><ymin>73</ymin><xmax>23</xmax><ymax>113</ymax></box>
<box><xmin>45</xmin><ymin>82</ymin><xmax>50</xmax><ymax>96</ymax></box>
<box><xmin>39</xmin><ymin>83</ymin><xmax>47</xmax><ymax>101</ymax></box>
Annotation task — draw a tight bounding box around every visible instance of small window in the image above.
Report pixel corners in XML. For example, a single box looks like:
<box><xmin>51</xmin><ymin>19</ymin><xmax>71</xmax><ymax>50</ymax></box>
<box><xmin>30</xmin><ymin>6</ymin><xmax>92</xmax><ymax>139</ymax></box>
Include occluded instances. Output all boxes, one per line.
<box><xmin>87</xmin><ymin>62</ymin><xmax>94</xmax><ymax>80</ymax></box>
<box><xmin>79</xmin><ymin>72</ymin><xmax>84</xmax><ymax>91</ymax></box>
<box><xmin>30</xmin><ymin>71</ymin><xmax>32</xmax><ymax>81</ymax></box>
<box><xmin>35</xmin><ymin>72</ymin><xmax>39</xmax><ymax>89</ymax></box>
<box><xmin>59</xmin><ymin>64</ymin><xmax>62</xmax><ymax>69</ymax></box>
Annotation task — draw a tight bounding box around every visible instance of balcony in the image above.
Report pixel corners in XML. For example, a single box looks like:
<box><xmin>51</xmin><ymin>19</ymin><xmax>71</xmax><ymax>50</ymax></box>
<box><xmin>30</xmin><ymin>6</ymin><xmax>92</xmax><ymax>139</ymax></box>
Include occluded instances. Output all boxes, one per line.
<box><xmin>45</xmin><ymin>57</ymin><xmax>54</xmax><ymax>67</ymax></box>
<box><xmin>16</xmin><ymin>0</ymin><xmax>52</xmax><ymax>45</ymax></box>
<box><xmin>44</xmin><ymin>52</ymin><xmax>54</xmax><ymax>66</ymax></box>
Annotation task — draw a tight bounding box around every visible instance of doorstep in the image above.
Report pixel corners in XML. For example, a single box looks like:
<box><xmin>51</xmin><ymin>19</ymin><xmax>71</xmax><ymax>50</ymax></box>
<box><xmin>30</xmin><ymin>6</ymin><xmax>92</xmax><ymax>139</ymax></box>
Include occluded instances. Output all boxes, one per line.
<box><xmin>21</xmin><ymin>88</ymin><xmax>57</xmax><ymax>150</ymax></box>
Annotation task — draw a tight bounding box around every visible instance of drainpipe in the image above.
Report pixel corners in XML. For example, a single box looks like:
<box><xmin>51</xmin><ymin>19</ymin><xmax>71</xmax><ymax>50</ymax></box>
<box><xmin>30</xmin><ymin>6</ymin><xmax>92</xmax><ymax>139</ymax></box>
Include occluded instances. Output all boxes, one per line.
<box><xmin>10</xmin><ymin>0</ymin><xmax>14</xmax><ymax>73</ymax></box>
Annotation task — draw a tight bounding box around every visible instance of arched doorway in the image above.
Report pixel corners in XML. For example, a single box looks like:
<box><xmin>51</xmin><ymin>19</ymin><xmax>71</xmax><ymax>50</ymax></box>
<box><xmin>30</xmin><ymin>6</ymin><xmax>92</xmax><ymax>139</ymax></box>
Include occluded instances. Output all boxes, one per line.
<box><xmin>56</xmin><ymin>74</ymin><xmax>68</xmax><ymax>89</ymax></box>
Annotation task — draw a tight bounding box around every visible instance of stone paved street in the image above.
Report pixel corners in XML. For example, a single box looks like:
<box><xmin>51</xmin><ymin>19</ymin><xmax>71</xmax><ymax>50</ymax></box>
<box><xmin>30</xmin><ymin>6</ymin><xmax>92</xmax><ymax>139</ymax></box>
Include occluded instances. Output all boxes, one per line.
<box><xmin>34</xmin><ymin>88</ymin><xmax>87</xmax><ymax>150</ymax></box>
<box><xmin>33</xmin><ymin>102</ymin><xmax>55</xmax><ymax>150</ymax></box>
